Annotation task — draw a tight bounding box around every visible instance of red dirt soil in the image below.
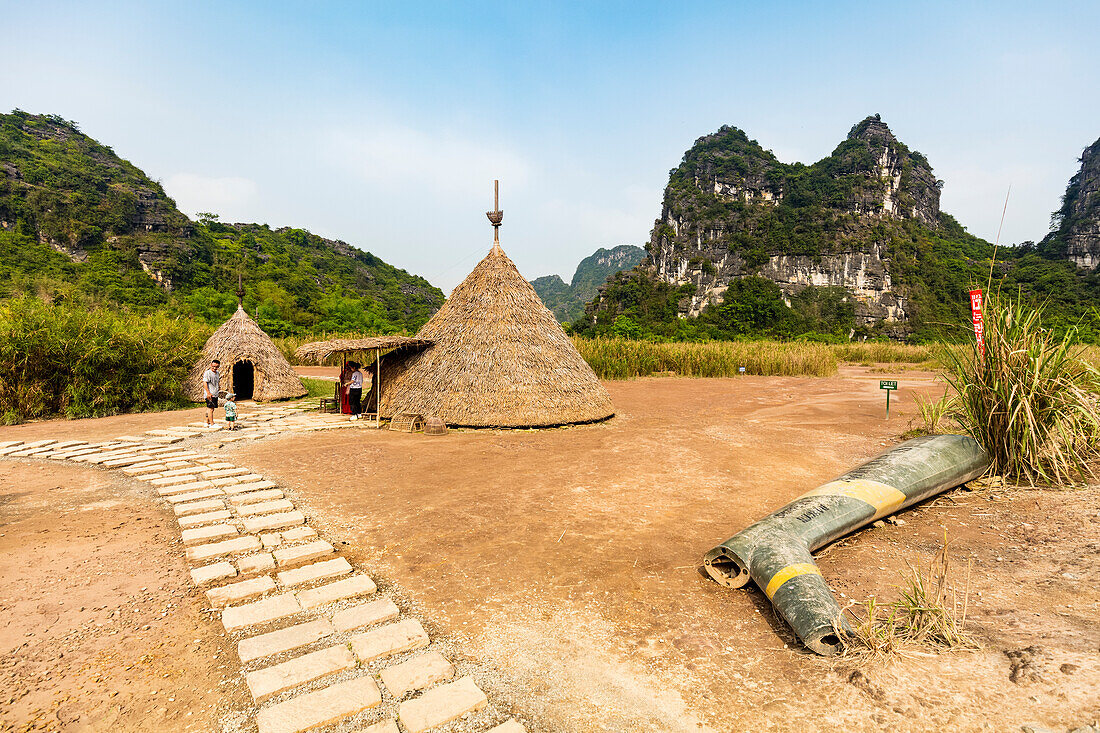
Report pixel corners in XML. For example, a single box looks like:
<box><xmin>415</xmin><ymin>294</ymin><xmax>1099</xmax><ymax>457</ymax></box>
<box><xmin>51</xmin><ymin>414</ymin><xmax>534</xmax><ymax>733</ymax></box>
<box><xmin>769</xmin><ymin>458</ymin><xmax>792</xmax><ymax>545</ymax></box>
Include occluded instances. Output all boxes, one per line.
<box><xmin>226</xmin><ymin>367</ymin><xmax>1099</xmax><ymax>732</ymax></box>
<box><xmin>1</xmin><ymin>368</ymin><xmax>1096</xmax><ymax>731</ymax></box>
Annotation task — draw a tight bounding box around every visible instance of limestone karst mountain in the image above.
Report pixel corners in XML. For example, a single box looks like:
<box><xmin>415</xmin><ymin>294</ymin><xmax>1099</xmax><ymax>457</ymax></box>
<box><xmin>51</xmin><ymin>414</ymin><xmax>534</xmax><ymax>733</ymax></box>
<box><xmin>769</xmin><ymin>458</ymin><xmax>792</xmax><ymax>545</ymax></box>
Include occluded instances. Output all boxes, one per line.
<box><xmin>531</xmin><ymin>244</ymin><xmax>645</xmax><ymax>322</ymax></box>
<box><xmin>579</xmin><ymin>115</ymin><xmax>998</xmax><ymax>339</ymax></box>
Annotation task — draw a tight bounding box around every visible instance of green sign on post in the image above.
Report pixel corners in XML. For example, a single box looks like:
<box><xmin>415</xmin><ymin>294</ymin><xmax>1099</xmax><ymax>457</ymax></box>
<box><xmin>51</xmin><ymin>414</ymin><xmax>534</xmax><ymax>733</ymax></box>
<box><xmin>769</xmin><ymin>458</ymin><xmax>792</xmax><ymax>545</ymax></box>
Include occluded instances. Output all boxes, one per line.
<box><xmin>880</xmin><ymin>380</ymin><xmax>898</xmax><ymax>418</ymax></box>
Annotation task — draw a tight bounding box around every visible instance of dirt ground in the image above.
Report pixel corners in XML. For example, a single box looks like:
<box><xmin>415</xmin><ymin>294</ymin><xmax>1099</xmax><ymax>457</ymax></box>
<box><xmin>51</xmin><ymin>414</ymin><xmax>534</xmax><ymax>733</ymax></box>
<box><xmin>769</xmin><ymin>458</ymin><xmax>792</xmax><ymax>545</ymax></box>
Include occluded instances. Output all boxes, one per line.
<box><xmin>0</xmin><ymin>459</ymin><xmax>249</xmax><ymax>733</ymax></box>
<box><xmin>1</xmin><ymin>368</ymin><xmax>1097</xmax><ymax>732</ymax></box>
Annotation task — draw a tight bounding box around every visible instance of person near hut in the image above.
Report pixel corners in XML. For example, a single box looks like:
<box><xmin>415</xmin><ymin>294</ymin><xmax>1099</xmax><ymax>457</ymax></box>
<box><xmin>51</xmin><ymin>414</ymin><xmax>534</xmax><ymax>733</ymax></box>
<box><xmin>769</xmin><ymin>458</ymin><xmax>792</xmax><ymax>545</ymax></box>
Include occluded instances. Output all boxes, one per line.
<box><xmin>202</xmin><ymin>359</ymin><xmax>221</xmax><ymax>426</ymax></box>
<box><xmin>223</xmin><ymin>392</ymin><xmax>238</xmax><ymax>430</ymax></box>
<box><xmin>338</xmin><ymin>361</ymin><xmax>353</xmax><ymax>414</ymax></box>
<box><xmin>347</xmin><ymin>361</ymin><xmax>363</xmax><ymax>421</ymax></box>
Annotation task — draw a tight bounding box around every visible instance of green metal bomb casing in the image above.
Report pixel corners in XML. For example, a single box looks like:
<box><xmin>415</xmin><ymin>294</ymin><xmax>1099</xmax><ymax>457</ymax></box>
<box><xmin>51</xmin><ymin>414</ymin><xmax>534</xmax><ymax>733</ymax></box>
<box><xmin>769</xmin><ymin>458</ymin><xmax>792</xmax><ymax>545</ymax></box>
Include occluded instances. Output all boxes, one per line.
<box><xmin>703</xmin><ymin>434</ymin><xmax>989</xmax><ymax>656</ymax></box>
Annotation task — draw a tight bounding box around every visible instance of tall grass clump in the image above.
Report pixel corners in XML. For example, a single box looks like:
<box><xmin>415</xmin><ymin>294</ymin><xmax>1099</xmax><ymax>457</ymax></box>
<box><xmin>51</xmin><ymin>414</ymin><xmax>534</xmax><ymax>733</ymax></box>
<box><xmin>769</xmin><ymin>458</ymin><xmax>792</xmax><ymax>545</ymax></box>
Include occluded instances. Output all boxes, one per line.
<box><xmin>0</xmin><ymin>297</ymin><xmax>208</xmax><ymax>423</ymax></box>
<box><xmin>940</xmin><ymin>291</ymin><xmax>1100</xmax><ymax>485</ymax></box>
<box><xmin>572</xmin><ymin>337</ymin><xmax>838</xmax><ymax>379</ymax></box>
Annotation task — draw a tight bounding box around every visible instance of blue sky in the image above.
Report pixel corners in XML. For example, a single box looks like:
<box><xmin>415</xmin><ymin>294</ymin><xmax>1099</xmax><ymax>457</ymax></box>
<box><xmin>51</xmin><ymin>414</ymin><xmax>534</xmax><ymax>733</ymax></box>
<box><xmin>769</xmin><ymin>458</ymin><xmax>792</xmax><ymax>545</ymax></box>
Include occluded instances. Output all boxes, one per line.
<box><xmin>3</xmin><ymin>1</ymin><xmax>1098</xmax><ymax>291</ymax></box>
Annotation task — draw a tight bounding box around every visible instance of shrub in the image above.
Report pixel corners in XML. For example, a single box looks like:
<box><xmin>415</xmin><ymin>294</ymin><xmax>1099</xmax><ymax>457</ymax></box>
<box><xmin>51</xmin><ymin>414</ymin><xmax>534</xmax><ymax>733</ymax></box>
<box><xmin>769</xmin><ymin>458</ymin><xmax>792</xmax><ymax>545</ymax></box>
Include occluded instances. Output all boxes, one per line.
<box><xmin>0</xmin><ymin>297</ymin><xmax>207</xmax><ymax>422</ymax></box>
<box><xmin>940</xmin><ymin>291</ymin><xmax>1100</xmax><ymax>485</ymax></box>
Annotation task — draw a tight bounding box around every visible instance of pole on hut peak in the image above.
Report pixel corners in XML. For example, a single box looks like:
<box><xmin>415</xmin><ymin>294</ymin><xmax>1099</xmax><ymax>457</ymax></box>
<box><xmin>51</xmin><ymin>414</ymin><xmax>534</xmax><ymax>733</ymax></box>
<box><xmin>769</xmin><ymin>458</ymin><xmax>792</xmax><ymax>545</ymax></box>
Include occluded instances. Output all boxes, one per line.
<box><xmin>486</xmin><ymin>179</ymin><xmax>503</xmax><ymax>254</ymax></box>
<box><xmin>236</xmin><ymin>272</ymin><xmax>244</xmax><ymax>310</ymax></box>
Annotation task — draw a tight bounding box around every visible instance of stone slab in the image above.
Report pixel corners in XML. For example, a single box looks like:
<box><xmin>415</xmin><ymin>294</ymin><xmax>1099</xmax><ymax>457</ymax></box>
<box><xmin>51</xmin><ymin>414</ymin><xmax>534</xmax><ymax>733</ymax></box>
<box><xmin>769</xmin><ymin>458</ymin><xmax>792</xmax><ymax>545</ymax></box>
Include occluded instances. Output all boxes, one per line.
<box><xmin>255</xmin><ymin>676</ymin><xmax>381</xmax><ymax>733</ymax></box>
<box><xmin>224</xmin><ymin>480</ymin><xmax>277</xmax><ymax>495</ymax></box>
<box><xmin>229</xmin><ymin>489</ymin><xmax>284</xmax><ymax>505</ymax></box>
<box><xmin>243</xmin><ymin>511</ymin><xmax>305</xmax><ymax>533</ymax></box>
<box><xmin>222</xmin><ymin>593</ymin><xmax>302</xmax><ymax>633</ymax></box>
<box><xmin>151</xmin><ymin>473</ymin><xmax>204</xmax><ymax>487</ymax></box>
<box><xmin>379</xmin><ymin>651</ymin><xmax>454</xmax><ymax>699</ymax></box>
<box><xmin>165</xmin><ymin>487</ymin><xmax>225</xmax><ymax>504</ymax></box>
<box><xmin>157</xmin><ymin>465</ymin><xmax>208</xmax><ymax>478</ymax></box>
<box><xmin>178</xmin><ymin>509</ymin><xmax>233</xmax><ymax>529</ymax></box>
<box><xmin>281</xmin><ymin>526</ymin><xmax>317</xmax><ymax>542</ymax></box>
<box><xmin>238</xmin><ymin>499</ymin><xmax>295</xmax><ymax>517</ymax></box>
<box><xmin>296</xmin><ymin>575</ymin><xmax>376</xmax><ymax>610</ymax></box>
<box><xmin>331</xmin><ymin>597</ymin><xmax>400</xmax><ymax>633</ymax></box>
<box><xmin>261</xmin><ymin>532</ymin><xmax>282</xmax><ymax>549</ymax></box>
<box><xmin>272</xmin><ymin>540</ymin><xmax>334</xmax><ymax>567</ymax></box>
<box><xmin>185</xmin><ymin>535</ymin><xmax>262</xmax><ymax>562</ymax></box>
<box><xmin>349</xmin><ymin>619</ymin><xmax>429</xmax><ymax>664</ymax></box>
<box><xmin>173</xmin><ymin>499</ymin><xmax>226</xmax><ymax>517</ymax></box>
<box><xmin>158</xmin><ymin>480</ymin><xmax>216</xmax><ymax>496</ymax></box>
<box><xmin>203</xmin><ymin>467</ymin><xmax>250</xmax><ymax>479</ymax></box>
<box><xmin>397</xmin><ymin>676</ymin><xmax>487</xmax><ymax>733</ymax></box>
<box><xmin>238</xmin><ymin>553</ymin><xmax>276</xmax><ymax>574</ymax></box>
<box><xmin>205</xmin><ymin>461</ymin><xmax>236</xmax><ymax>469</ymax></box>
<box><xmin>122</xmin><ymin>462</ymin><xmax>167</xmax><ymax>475</ymax></box>
<box><xmin>190</xmin><ymin>562</ymin><xmax>237</xmax><ymax>585</ymax></box>
<box><xmin>146</xmin><ymin>436</ymin><xmax>183</xmax><ymax>445</ymax></box>
<box><xmin>206</xmin><ymin>575</ymin><xmax>276</xmax><ymax>607</ymax></box>
<box><xmin>101</xmin><ymin>455</ymin><xmax>151</xmax><ymax>468</ymax></box>
<box><xmin>487</xmin><ymin>720</ymin><xmax>526</xmax><ymax>733</ymax></box>
<box><xmin>237</xmin><ymin>618</ymin><xmax>335</xmax><ymax>663</ymax></box>
<box><xmin>181</xmin><ymin>523</ymin><xmax>239</xmax><ymax>546</ymax></box>
<box><xmin>277</xmin><ymin>557</ymin><xmax>351</xmax><ymax>588</ymax></box>
<box><xmin>246</xmin><ymin>643</ymin><xmax>356</xmax><ymax>702</ymax></box>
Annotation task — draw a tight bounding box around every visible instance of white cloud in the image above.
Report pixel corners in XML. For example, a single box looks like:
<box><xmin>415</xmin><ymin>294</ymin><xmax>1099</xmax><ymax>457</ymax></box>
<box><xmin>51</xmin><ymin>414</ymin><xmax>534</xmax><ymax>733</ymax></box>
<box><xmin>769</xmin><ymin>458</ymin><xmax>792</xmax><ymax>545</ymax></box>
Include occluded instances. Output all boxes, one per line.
<box><xmin>163</xmin><ymin>173</ymin><xmax>259</xmax><ymax>218</ymax></box>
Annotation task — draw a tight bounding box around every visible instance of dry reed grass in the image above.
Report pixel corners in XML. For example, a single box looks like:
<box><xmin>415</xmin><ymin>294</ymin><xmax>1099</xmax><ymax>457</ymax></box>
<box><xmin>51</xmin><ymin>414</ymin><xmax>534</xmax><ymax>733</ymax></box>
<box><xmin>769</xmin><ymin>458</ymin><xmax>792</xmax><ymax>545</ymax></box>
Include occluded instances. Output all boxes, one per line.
<box><xmin>574</xmin><ymin>337</ymin><xmax>838</xmax><ymax>379</ymax></box>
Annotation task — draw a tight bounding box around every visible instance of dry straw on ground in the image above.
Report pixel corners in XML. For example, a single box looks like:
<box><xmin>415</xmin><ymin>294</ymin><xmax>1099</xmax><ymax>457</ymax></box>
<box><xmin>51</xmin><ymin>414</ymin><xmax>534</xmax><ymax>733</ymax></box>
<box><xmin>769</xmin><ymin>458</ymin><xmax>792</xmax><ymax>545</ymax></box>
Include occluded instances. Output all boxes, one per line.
<box><xmin>186</xmin><ymin>306</ymin><xmax>306</xmax><ymax>402</ymax></box>
<box><xmin>842</xmin><ymin>537</ymin><xmax>978</xmax><ymax>659</ymax></box>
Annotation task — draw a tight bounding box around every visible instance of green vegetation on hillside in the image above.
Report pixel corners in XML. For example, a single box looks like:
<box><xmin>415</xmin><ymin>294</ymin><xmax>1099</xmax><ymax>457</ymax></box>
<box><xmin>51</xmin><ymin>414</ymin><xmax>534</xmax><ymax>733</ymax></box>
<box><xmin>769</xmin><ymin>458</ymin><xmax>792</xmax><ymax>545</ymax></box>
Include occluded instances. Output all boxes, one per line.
<box><xmin>531</xmin><ymin>245</ymin><xmax>645</xmax><ymax>322</ymax></box>
<box><xmin>0</xmin><ymin>111</ymin><xmax>444</xmax><ymax>334</ymax></box>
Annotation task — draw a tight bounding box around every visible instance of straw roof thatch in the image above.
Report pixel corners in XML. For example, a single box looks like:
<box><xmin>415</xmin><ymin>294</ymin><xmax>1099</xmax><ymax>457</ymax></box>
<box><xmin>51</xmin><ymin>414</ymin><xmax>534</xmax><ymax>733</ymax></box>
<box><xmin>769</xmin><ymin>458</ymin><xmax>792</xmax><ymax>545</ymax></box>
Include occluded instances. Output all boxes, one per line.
<box><xmin>186</xmin><ymin>307</ymin><xmax>306</xmax><ymax>402</ymax></box>
<box><xmin>377</xmin><ymin>245</ymin><xmax>614</xmax><ymax>427</ymax></box>
<box><xmin>294</xmin><ymin>336</ymin><xmax>433</xmax><ymax>364</ymax></box>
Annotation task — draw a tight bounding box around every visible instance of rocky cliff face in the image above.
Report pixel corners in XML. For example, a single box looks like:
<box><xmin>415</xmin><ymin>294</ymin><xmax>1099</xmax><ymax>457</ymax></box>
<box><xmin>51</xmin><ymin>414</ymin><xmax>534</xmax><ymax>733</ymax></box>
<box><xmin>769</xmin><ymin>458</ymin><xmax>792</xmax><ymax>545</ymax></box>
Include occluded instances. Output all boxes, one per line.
<box><xmin>1043</xmin><ymin>137</ymin><xmax>1100</xmax><ymax>270</ymax></box>
<box><xmin>627</xmin><ymin>115</ymin><xmax>947</xmax><ymax>327</ymax></box>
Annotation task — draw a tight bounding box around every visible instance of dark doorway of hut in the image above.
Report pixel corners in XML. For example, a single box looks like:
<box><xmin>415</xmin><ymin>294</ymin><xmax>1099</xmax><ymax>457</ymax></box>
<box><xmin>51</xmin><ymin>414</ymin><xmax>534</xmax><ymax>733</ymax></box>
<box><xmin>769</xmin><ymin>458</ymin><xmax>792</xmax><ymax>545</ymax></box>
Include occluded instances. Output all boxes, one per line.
<box><xmin>233</xmin><ymin>360</ymin><xmax>255</xmax><ymax>401</ymax></box>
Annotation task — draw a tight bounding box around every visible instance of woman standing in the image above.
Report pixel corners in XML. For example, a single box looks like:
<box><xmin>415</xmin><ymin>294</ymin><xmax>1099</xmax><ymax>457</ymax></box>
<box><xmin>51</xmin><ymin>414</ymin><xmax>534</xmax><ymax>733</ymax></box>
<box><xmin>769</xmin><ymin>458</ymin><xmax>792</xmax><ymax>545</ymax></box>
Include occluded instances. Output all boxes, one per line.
<box><xmin>347</xmin><ymin>361</ymin><xmax>363</xmax><ymax>421</ymax></box>
<box><xmin>338</xmin><ymin>362</ymin><xmax>353</xmax><ymax>414</ymax></box>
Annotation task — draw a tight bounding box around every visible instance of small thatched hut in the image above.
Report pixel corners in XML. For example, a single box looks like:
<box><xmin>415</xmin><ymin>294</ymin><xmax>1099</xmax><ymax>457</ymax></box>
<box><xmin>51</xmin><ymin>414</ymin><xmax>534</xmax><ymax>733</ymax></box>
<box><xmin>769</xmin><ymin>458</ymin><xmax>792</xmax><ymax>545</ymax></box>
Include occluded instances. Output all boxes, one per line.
<box><xmin>376</xmin><ymin>242</ymin><xmax>614</xmax><ymax>427</ymax></box>
<box><xmin>187</xmin><ymin>307</ymin><xmax>306</xmax><ymax>402</ymax></box>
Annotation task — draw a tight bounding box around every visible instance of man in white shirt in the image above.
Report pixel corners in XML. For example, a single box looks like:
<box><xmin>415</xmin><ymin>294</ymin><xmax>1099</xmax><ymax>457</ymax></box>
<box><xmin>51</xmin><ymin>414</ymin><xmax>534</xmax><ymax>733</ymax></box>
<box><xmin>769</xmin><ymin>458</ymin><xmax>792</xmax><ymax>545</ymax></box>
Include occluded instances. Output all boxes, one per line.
<box><xmin>202</xmin><ymin>360</ymin><xmax>221</xmax><ymax>426</ymax></box>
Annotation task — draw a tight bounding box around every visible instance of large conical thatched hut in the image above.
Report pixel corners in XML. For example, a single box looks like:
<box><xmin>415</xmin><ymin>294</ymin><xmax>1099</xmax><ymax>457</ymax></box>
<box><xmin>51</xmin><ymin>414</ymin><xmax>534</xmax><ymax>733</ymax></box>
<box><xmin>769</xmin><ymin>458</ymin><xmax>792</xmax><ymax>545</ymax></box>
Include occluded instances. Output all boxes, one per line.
<box><xmin>376</xmin><ymin>242</ymin><xmax>614</xmax><ymax>427</ymax></box>
<box><xmin>187</xmin><ymin>307</ymin><xmax>306</xmax><ymax>402</ymax></box>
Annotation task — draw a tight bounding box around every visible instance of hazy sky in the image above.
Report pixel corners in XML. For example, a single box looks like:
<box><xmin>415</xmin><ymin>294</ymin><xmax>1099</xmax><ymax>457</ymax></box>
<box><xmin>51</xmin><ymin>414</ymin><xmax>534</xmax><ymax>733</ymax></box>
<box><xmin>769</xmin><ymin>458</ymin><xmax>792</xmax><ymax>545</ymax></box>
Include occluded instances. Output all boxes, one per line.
<box><xmin>3</xmin><ymin>1</ymin><xmax>1098</xmax><ymax>292</ymax></box>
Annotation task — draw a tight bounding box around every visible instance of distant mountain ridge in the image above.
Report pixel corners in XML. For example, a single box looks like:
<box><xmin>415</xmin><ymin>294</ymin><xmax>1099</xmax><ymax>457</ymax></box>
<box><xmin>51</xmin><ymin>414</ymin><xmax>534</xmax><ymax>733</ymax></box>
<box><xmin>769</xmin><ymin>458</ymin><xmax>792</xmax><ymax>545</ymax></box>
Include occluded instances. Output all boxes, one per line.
<box><xmin>577</xmin><ymin>116</ymin><xmax>1100</xmax><ymax>341</ymax></box>
<box><xmin>0</xmin><ymin>110</ymin><xmax>444</xmax><ymax>333</ymax></box>
<box><xmin>531</xmin><ymin>244</ymin><xmax>645</xmax><ymax>322</ymax></box>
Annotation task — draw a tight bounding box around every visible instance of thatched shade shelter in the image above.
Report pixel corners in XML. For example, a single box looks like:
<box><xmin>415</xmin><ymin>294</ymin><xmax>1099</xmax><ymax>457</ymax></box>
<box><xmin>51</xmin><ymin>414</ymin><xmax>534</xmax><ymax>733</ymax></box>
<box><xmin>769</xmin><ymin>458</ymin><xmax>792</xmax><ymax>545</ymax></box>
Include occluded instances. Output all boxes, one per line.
<box><xmin>187</xmin><ymin>307</ymin><xmax>306</xmax><ymax>402</ymax></box>
<box><xmin>375</xmin><ymin>243</ymin><xmax>614</xmax><ymax>427</ymax></box>
<box><xmin>294</xmin><ymin>337</ymin><xmax>434</xmax><ymax>417</ymax></box>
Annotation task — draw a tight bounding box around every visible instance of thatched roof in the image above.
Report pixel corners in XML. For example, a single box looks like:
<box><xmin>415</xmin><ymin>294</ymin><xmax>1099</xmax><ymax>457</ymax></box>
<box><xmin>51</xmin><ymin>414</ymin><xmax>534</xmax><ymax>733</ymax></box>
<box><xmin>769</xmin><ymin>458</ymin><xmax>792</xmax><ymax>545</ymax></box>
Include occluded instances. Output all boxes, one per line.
<box><xmin>294</xmin><ymin>336</ymin><xmax>433</xmax><ymax>364</ymax></box>
<box><xmin>186</xmin><ymin>307</ymin><xmax>306</xmax><ymax>402</ymax></box>
<box><xmin>377</xmin><ymin>245</ymin><xmax>614</xmax><ymax>427</ymax></box>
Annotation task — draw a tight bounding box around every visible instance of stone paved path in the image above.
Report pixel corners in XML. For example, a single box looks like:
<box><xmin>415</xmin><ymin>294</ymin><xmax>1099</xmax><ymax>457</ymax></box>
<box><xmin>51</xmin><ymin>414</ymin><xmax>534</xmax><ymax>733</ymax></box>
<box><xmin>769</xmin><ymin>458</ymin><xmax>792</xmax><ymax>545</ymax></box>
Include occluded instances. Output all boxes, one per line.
<box><xmin>2</xmin><ymin>402</ymin><xmax>527</xmax><ymax>733</ymax></box>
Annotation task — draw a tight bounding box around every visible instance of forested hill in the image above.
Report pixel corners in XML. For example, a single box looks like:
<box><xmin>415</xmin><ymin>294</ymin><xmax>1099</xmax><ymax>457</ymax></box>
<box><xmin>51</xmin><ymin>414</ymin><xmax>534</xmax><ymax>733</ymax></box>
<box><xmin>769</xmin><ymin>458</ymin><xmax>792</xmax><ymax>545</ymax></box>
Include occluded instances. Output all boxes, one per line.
<box><xmin>0</xmin><ymin>110</ymin><xmax>444</xmax><ymax>334</ymax></box>
<box><xmin>577</xmin><ymin>116</ymin><xmax>1100</xmax><ymax>342</ymax></box>
<box><xmin>531</xmin><ymin>244</ymin><xmax>645</xmax><ymax>322</ymax></box>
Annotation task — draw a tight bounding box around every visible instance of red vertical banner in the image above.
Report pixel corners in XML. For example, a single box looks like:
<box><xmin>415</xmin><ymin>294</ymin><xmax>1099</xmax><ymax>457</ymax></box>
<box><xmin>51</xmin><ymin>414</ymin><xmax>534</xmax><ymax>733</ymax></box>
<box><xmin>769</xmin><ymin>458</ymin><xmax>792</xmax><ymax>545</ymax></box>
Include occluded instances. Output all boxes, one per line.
<box><xmin>969</xmin><ymin>289</ymin><xmax>984</xmax><ymax>357</ymax></box>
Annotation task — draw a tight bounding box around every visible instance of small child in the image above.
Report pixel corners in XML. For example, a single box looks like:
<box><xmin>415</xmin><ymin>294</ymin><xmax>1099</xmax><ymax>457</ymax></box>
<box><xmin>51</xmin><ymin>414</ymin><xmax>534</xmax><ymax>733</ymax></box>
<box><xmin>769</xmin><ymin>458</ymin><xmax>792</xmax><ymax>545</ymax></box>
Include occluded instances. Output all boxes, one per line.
<box><xmin>224</xmin><ymin>392</ymin><xmax>238</xmax><ymax>430</ymax></box>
